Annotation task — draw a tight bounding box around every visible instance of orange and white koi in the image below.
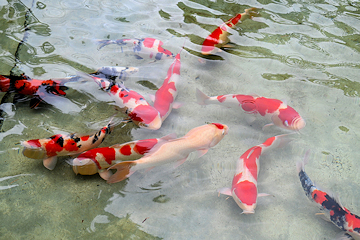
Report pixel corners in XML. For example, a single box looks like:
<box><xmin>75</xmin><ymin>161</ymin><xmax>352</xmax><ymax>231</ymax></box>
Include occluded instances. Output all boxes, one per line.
<box><xmin>106</xmin><ymin>123</ymin><xmax>229</xmax><ymax>184</ymax></box>
<box><xmin>201</xmin><ymin>8</ymin><xmax>257</xmax><ymax>55</ymax></box>
<box><xmin>70</xmin><ymin>133</ymin><xmax>176</xmax><ymax>180</ymax></box>
<box><xmin>297</xmin><ymin>153</ymin><xmax>360</xmax><ymax>240</ymax></box>
<box><xmin>218</xmin><ymin>134</ymin><xmax>288</xmax><ymax>214</ymax></box>
<box><xmin>90</xmin><ymin>76</ymin><xmax>162</xmax><ymax>130</ymax></box>
<box><xmin>21</xmin><ymin>120</ymin><xmax>114</xmax><ymax>170</ymax></box>
<box><xmin>196</xmin><ymin>89</ymin><xmax>305</xmax><ymax>131</ymax></box>
<box><xmin>97</xmin><ymin>38</ymin><xmax>175</xmax><ymax>60</ymax></box>
<box><xmin>152</xmin><ymin>49</ymin><xmax>182</xmax><ymax>122</ymax></box>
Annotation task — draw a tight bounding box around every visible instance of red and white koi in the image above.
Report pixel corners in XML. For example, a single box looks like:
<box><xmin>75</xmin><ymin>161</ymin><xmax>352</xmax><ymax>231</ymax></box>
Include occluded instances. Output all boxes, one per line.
<box><xmin>97</xmin><ymin>38</ymin><xmax>175</xmax><ymax>60</ymax></box>
<box><xmin>201</xmin><ymin>8</ymin><xmax>257</xmax><ymax>55</ymax></box>
<box><xmin>70</xmin><ymin>133</ymin><xmax>176</xmax><ymax>180</ymax></box>
<box><xmin>218</xmin><ymin>134</ymin><xmax>288</xmax><ymax>214</ymax></box>
<box><xmin>106</xmin><ymin>123</ymin><xmax>229</xmax><ymax>184</ymax></box>
<box><xmin>297</xmin><ymin>153</ymin><xmax>360</xmax><ymax>240</ymax></box>
<box><xmin>90</xmin><ymin>76</ymin><xmax>162</xmax><ymax>130</ymax></box>
<box><xmin>196</xmin><ymin>89</ymin><xmax>305</xmax><ymax>131</ymax></box>
<box><xmin>152</xmin><ymin>49</ymin><xmax>182</xmax><ymax>122</ymax></box>
<box><xmin>21</xmin><ymin>120</ymin><xmax>114</xmax><ymax>170</ymax></box>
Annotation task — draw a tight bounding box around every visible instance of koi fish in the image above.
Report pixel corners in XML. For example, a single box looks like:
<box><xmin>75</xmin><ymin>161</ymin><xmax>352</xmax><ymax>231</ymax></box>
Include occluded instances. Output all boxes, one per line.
<box><xmin>21</xmin><ymin>119</ymin><xmax>114</xmax><ymax>170</ymax></box>
<box><xmin>97</xmin><ymin>38</ymin><xmax>175</xmax><ymax>60</ymax></box>
<box><xmin>106</xmin><ymin>123</ymin><xmax>229</xmax><ymax>184</ymax></box>
<box><xmin>0</xmin><ymin>74</ymin><xmax>69</xmax><ymax>108</ymax></box>
<box><xmin>70</xmin><ymin>133</ymin><xmax>176</xmax><ymax>180</ymax></box>
<box><xmin>218</xmin><ymin>134</ymin><xmax>288</xmax><ymax>214</ymax></box>
<box><xmin>297</xmin><ymin>153</ymin><xmax>360</xmax><ymax>240</ymax></box>
<box><xmin>91</xmin><ymin>66</ymin><xmax>139</xmax><ymax>80</ymax></box>
<box><xmin>201</xmin><ymin>8</ymin><xmax>257</xmax><ymax>55</ymax></box>
<box><xmin>89</xmin><ymin>75</ymin><xmax>162</xmax><ymax>130</ymax></box>
<box><xmin>196</xmin><ymin>89</ymin><xmax>305</xmax><ymax>131</ymax></box>
<box><xmin>152</xmin><ymin>49</ymin><xmax>182</xmax><ymax>122</ymax></box>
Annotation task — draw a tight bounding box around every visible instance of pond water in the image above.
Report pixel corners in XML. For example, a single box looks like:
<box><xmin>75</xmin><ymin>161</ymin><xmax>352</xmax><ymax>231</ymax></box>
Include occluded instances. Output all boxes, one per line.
<box><xmin>1</xmin><ymin>0</ymin><xmax>360</xmax><ymax>239</ymax></box>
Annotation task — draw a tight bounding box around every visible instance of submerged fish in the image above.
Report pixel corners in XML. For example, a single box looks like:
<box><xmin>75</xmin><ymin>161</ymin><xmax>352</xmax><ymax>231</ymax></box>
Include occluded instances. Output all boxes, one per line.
<box><xmin>97</xmin><ymin>38</ymin><xmax>175</xmax><ymax>60</ymax></box>
<box><xmin>89</xmin><ymin>75</ymin><xmax>162</xmax><ymax>130</ymax></box>
<box><xmin>21</xmin><ymin>119</ymin><xmax>114</xmax><ymax>170</ymax></box>
<box><xmin>196</xmin><ymin>89</ymin><xmax>305</xmax><ymax>131</ymax></box>
<box><xmin>218</xmin><ymin>134</ymin><xmax>289</xmax><ymax>214</ymax></box>
<box><xmin>0</xmin><ymin>74</ymin><xmax>70</xmax><ymax>109</ymax></box>
<box><xmin>152</xmin><ymin>49</ymin><xmax>182</xmax><ymax>122</ymax></box>
<box><xmin>106</xmin><ymin>123</ymin><xmax>229</xmax><ymax>184</ymax></box>
<box><xmin>201</xmin><ymin>8</ymin><xmax>257</xmax><ymax>55</ymax></box>
<box><xmin>297</xmin><ymin>153</ymin><xmax>360</xmax><ymax>240</ymax></box>
<box><xmin>70</xmin><ymin>133</ymin><xmax>176</xmax><ymax>180</ymax></box>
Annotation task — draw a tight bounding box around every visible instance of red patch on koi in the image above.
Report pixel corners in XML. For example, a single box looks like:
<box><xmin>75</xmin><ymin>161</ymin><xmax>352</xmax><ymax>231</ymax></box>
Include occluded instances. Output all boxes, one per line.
<box><xmin>243</xmin><ymin>147</ymin><xmax>261</xmax><ymax>180</ymax></box>
<box><xmin>212</xmin><ymin>123</ymin><xmax>224</xmax><ymax>129</ymax></box>
<box><xmin>0</xmin><ymin>75</ymin><xmax>10</xmax><ymax>92</ymax></box>
<box><xmin>262</xmin><ymin>136</ymin><xmax>276</xmax><ymax>147</ymax></box>
<box><xmin>26</xmin><ymin>139</ymin><xmax>42</xmax><ymax>148</ymax></box>
<box><xmin>278</xmin><ymin>107</ymin><xmax>299</xmax><ymax>124</ymax></box>
<box><xmin>120</xmin><ymin>145</ymin><xmax>132</xmax><ymax>156</ymax></box>
<box><xmin>255</xmin><ymin>97</ymin><xmax>282</xmax><ymax>116</ymax></box>
<box><xmin>129</xmin><ymin>105</ymin><xmax>158</xmax><ymax>124</ymax></box>
<box><xmin>64</xmin><ymin>139</ymin><xmax>79</xmax><ymax>152</ymax></box>
<box><xmin>78</xmin><ymin>147</ymin><xmax>116</xmax><ymax>166</ymax></box>
<box><xmin>311</xmin><ymin>189</ymin><xmax>328</xmax><ymax>205</ymax></box>
<box><xmin>111</xmin><ymin>84</ymin><xmax>120</xmax><ymax>95</ymax></box>
<box><xmin>344</xmin><ymin>210</ymin><xmax>360</xmax><ymax>231</ymax></box>
<box><xmin>232</xmin><ymin>172</ymin><xmax>243</xmax><ymax>186</ymax></box>
<box><xmin>233</xmin><ymin>181</ymin><xmax>257</xmax><ymax>205</ymax></box>
<box><xmin>217</xmin><ymin>95</ymin><xmax>226</xmax><ymax>103</ymax></box>
<box><xmin>44</xmin><ymin>135</ymin><xmax>65</xmax><ymax>157</ymax></box>
<box><xmin>143</xmin><ymin>38</ymin><xmax>156</xmax><ymax>48</ymax></box>
<box><xmin>81</xmin><ymin>136</ymin><xmax>90</xmax><ymax>141</ymax></box>
<box><xmin>134</xmin><ymin>139</ymin><xmax>158</xmax><ymax>155</ymax></box>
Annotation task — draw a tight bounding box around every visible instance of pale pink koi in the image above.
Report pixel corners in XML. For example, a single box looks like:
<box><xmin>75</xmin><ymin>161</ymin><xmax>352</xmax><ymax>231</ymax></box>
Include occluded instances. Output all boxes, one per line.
<box><xmin>106</xmin><ymin>123</ymin><xmax>228</xmax><ymax>184</ymax></box>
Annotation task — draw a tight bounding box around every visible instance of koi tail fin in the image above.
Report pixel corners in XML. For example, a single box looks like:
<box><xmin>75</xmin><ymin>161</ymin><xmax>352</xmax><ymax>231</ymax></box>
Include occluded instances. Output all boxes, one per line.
<box><xmin>196</xmin><ymin>88</ymin><xmax>210</xmax><ymax>105</ymax></box>
<box><xmin>296</xmin><ymin>149</ymin><xmax>311</xmax><ymax>173</ymax></box>
<box><xmin>106</xmin><ymin>161</ymin><xmax>137</xmax><ymax>184</ymax></box>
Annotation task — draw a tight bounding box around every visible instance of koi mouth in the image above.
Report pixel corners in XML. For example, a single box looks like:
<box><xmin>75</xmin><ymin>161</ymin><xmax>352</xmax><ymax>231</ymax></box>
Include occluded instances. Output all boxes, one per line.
<box><xmin>291</xmin><ymin>117</ymin><xmax>306</xmax><ymax>131</ymax></box>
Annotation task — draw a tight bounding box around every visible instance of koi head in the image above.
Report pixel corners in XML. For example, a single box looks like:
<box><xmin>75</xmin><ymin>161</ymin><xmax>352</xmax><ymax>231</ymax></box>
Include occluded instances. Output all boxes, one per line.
<box><xmin>0</xmin><ymin>75</ymin><xmax>10</xmax><ymax>92</ymax></box>
<box><xmin>21</xmin><ymin>140</ymin><xmax>47</xmax><ymax>159</ymax></box>
<box><xmin>209</xmin><ymin>123</ymin><xmax>229</xmax><ymax>147</ymax></box>
<box><xmin>70</xmin><ymin>157</ymin><xmax>98</xmax><ymax>175</ymax></box>
<box><xmin>231</xmin><ymin>181</ymin><xmax>257</xmax><ymax>214</ymax></box>
<box><xmin>129</xmin><ymin>106</ymin><xmax>162</xmax><ymax>130</ymax></box>
<box><xmin>274</xmin><ymin>107</ymin><xmax>306</xmax><ymax>131</ymax></box>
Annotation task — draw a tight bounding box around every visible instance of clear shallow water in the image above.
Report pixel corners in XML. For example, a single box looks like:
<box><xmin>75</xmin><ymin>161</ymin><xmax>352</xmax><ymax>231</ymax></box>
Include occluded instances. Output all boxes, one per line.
<box><xmin>0</xmin><ymin>0</ymin><xmax>360</xmax><ymax>239</ymax></box>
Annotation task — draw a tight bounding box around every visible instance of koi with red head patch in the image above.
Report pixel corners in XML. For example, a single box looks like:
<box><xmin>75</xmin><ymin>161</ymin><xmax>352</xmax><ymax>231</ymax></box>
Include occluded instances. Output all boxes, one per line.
<box><xmin>106</xmin><ymin>123</ymin><xmax>228</xmax><ymax>184</ymax></box>
<box><xmin>0</xmin><ymin>74</ymin><xmax>70</xmax><ymax>108</ymax></box>
<box><xmin>21</xmin><ymin>119</ymin><xmax>114</xmax><ymax>170</ymax></box>
<box><xmin>218</xmin><ymin>134</ymin><xmax>289</xmax><ymax>214</ymax></box>
<box><xmin>89</xmin><ymin>75</ymin><xmax>162</xmax><ymax>130</ymax></box>
<box><xmin>297</xmin><ymin>154</ymin><xmax>360</xmax><ymax>239</ymax></box>
<box><xmin>196</xmin><ymin>89</ymin><xmax>305</xmax><ymax>131</ymax></box>
<box><xmin>153</xmin><ymin>49</ymin><xmax>182</xmax><ymax>122</ymax></box>
<box><xmin>97</xmin><ymin>38</ymin><xmax>175</xmax><ymax>60</ymax></box>
<box><xmin>201</xmin><ymin>8</ymin><xmax>257</xmax><ymax>55</ymax></box>
<box><xmin>70</xmin><ymin>133</ymin><xmax>176</xmax><ymax>180</ymax></box>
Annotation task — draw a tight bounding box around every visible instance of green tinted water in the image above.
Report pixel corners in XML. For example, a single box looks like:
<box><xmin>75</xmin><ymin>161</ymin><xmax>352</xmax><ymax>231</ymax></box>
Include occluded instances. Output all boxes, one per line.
<box><xmin>1</xmin><ymin>0</ymin><xmax>360</xmax><ymax>239</ymax></box>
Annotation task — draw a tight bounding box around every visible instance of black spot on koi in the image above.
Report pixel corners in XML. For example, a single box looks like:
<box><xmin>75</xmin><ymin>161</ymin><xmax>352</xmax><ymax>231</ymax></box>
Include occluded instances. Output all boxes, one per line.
<box><xmin>56</xmin><ymin>136</ymin><xmax>64</xmax><ymax>147</ymax></box>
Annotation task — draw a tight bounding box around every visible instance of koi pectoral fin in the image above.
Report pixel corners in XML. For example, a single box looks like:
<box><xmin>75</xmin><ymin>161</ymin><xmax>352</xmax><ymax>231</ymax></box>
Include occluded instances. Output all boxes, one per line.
<box><xmin>43</xmin><ymin>156</ymin><xmax>58</xmax><ymax>170</ymax></box>
<box><xmin>106</xmin><ymin>161</ymin><xmax>137</xmax><ymax>184</ymax></box>
<box><xmin>217</xmin><ymin>187</ymin><xmax>232</xmax><ymax>196</ymax></box>
<box><xmin>99</xmin><ymin>170</ymin><xmax>113</xmax><ymax>181</ymax></box>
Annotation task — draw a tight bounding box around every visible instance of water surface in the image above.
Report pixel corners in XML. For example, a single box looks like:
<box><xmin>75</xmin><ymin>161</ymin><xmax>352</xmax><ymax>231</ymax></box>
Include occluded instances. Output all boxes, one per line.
<box><xmin>1</xmin><ymin>0</ymin><xmax>360</xmax><ymax>239</ymax></box>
